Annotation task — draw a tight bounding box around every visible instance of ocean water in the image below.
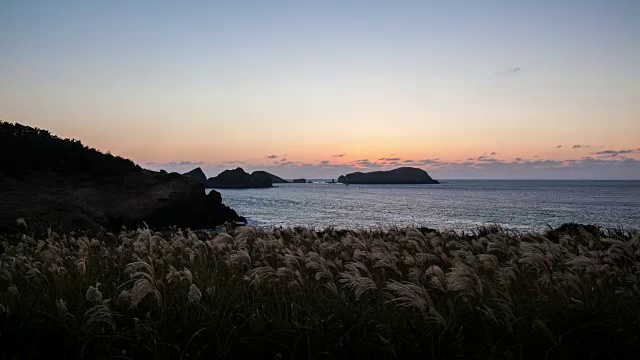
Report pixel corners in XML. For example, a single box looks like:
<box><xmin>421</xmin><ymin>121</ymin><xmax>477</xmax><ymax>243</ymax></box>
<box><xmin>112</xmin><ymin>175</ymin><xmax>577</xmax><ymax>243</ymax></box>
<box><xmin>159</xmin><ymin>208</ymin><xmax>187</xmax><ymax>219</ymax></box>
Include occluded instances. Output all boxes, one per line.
<box><xmin>211</xmin><ymin>180</ymin><xmax>640</xmax><ymax>231</ymax></box>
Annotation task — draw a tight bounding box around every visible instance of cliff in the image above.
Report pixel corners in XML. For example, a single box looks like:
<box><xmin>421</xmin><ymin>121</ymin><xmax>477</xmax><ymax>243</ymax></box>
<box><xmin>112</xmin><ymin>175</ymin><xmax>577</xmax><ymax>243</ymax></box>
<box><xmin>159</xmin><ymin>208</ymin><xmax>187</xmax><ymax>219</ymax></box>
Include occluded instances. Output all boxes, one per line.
<box><xmin>0</xmin><ymin>121</ymin><xmax>245</xmax><ymax>233</ymax></box>
<box><xmin>183</xmin><ymin>167</ymin><xmax>208</xmax><ymax>184</ymax></box>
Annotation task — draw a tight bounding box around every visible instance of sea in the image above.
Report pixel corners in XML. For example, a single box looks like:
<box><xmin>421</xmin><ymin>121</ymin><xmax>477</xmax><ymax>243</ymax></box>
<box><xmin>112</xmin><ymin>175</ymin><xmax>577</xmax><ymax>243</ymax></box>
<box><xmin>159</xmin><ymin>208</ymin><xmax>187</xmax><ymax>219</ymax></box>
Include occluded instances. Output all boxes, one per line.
<box><xmin>210</xmin><ymin>180</ymin><xmax>640</xmax><ymax>232</ymax></box>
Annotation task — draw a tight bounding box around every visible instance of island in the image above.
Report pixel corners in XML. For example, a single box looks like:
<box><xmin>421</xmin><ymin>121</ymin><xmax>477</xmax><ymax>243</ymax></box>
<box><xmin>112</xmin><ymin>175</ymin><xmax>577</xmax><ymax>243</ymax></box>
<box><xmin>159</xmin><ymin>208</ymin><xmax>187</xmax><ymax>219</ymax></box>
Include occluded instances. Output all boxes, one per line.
<box><xmin>0</xmin><ymin>121</ymin><xmax>246</xmax><ymax>233</ymax></box>
<box><xmin>291</xmin><ymin>178</ymin><xmax>307</xmax><ymax>183</ymax></box>
<box><xmin>206</xmin><ymin>167</ymin><xmax>273</xmax><ymax>189</ymax></box>
<box><xmin>337</xmin><ymin>167</ymin><xmax>439</xmax><ymax>184</ymax></box>
<box><xmin>251</xmin><ymin>170</ymin><xmax>289</xmax><ymax>184</ymax></box>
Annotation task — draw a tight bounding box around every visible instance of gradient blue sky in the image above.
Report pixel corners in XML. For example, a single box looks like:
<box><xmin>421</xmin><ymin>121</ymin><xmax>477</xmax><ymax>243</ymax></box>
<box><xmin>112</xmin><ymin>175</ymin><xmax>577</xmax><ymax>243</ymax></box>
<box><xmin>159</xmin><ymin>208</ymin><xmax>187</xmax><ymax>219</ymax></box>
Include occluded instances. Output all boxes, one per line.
<box><xmin>1</xmin><ymin>0</ymin><xmax>639</xmax><ymax>179</ymax></box>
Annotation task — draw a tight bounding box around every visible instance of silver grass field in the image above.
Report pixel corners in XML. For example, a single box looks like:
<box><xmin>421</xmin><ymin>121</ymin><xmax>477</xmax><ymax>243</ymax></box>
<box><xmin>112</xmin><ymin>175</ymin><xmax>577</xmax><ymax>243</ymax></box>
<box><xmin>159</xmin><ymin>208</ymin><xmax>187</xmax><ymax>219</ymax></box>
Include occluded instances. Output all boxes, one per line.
<box><xmin>1</xmin><ymin>224</ymin><xmax>639</xmax><ymax>359</ymax></box>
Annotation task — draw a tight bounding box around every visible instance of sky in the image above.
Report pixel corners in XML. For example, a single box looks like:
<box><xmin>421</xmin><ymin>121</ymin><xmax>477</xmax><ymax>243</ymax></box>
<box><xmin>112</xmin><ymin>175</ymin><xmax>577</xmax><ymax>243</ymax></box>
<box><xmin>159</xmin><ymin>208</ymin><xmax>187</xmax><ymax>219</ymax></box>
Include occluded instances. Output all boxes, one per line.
<box><xmin>1</xmin><ymin>0</ymin><xmax>639</xmax><ymax>179</ymax></box>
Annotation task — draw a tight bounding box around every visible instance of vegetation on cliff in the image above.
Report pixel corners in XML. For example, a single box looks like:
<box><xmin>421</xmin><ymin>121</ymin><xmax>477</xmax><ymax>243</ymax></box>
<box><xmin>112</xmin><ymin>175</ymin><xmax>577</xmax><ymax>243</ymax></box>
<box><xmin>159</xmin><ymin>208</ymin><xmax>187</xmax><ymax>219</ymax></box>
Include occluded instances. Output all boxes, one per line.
<box><xmin>0</xmin><ymin>121</ymin><xmax>139</xmax><ymax>179</ymax></box>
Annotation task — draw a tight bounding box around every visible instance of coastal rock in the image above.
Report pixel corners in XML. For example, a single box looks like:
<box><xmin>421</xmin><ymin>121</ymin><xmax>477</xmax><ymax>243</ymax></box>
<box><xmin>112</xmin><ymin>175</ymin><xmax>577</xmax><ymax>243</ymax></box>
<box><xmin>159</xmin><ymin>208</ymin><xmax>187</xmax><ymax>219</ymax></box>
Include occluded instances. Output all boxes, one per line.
<box><xmin>183</xmin><ymin>167</ymin><xmax>207</xmax><ymax>184</ymax></box>
<box><xmin>206</xmin><ymin>167</ymin><xmax>273</xmax><ymax>189</ymax></box>
<box><xmin>251</xmin><ymin>170</ymin><xmax>289</xmax><ymax>184</ymax></box>
<box><xmin>292</xmin><ymin>178</ymin><xmax>307</xmax><ymax>183</ymax></box>
<box><xmin>338</xmin><ymin>167</ymin><xmax>439</xmax><ymax>184</ymax></box>
<box><xmin>0</xmin><ymin>121</ymin><xmax>246</xmax><ymax>233</ymax></box>
<box><xmin>545</xmin><ymin>223</ymin><xmax>601</xmax><ymax>242</ymax></box>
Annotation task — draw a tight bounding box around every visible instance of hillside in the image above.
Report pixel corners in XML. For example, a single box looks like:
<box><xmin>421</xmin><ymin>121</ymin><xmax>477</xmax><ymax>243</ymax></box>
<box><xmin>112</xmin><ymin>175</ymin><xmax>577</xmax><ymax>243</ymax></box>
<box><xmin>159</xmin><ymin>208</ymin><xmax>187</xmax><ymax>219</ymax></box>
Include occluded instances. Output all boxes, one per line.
<box><xmin>0</xmin><ymin>121</ymin><xmax>139</xmax><ymax>179</ymax></box>
<box><xmin>0</xmin><ymin>121</ymin><xmax>245</xmax><ymax>232</ymax></box>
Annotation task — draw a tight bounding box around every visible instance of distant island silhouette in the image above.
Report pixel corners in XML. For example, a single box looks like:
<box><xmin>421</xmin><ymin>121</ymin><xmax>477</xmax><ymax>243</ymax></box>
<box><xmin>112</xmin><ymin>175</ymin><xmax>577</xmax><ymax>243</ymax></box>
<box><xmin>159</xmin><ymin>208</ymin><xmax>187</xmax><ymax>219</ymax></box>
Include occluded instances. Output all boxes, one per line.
<box><xmin>338</xmin><ymin>167</ymin><xmax>439</xmax><ymax>184</ymax></box>
<box><xmin>206</xmin><ymin>167</ymin><xmax>273</xmax><ymax>189</ymax></box>
<box><xmin>251</xmin><ymin>170</ymin><xmax>288</xmax><ymax>184</ymax></box>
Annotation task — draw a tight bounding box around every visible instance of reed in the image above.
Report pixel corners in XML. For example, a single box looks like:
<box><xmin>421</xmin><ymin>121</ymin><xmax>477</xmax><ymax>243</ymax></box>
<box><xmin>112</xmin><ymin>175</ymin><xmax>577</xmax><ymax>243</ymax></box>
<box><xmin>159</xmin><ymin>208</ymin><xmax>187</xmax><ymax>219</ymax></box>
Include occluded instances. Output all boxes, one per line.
<box><xmin>1</xmin><ymin>224</ymin><xmax>639</xmax><ymax>359</ymax></box>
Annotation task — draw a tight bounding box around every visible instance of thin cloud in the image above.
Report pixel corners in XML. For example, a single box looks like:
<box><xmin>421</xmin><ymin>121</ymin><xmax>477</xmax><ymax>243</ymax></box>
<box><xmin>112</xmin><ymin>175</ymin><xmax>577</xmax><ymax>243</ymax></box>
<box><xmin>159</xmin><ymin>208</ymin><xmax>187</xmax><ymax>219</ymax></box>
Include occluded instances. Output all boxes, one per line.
<box><xmin>592</xmin><ymin>149</ymin><xmax>638</xmax><ymax>157</ymax></box>
<box><xmin>477</xmin><ymin>155</ymin><xmax>499</xmax><ymax>162</ymax></box>
<box><xmin>266</xmin><ymin>155</ymin><xmax>279</xmax><ymax>159</ymax></box>
<box><xmin>572</xmin><ymin>144</ymin><xmax>590</xmax><ymax>149</ymax></box>
<box><xmin>497</xmin><ymin>66</ymin><xmax>522</xmax><ymax>76</ymax></box>
<box><xmin>379</xmin><ymin>157</ymin><xmax>401</xmax><ymax>161</ymax></box>
<box><xmin>332</xmin><ymin>153</ymin><xmax>346</xmax><ymax>158</ymax></box>
<box><xmin>144</xmin><ymin>160</ymin><xmax>205</xmax><ymax>169</ymax></box>
<box><xmin>557</xmin><ymin>145</ymin><xmax>562</xmax><ymax>148</ymax></box>
<box><xmin>354</xmin><ymin>160</ymin><xmax>378</xmax><ymax>168</ymax></box>
<box><xmin>490</xmin><ymin>152</ymin><xmax>497</xmax><ymax>156</ymax></box>
<box><xmin>418</xmin><ymin>159</ymin><xmax>440</xmax><ymax>165</ymax></box>
<box><xmin>522</xmin><ymin>159</ymin><xmax>565</xmax><ymax>167</ymax></box>
<box><xmin>158</xmin><ymin>161</ymin><xmax>205</xmax><ymax>167</ymax></box>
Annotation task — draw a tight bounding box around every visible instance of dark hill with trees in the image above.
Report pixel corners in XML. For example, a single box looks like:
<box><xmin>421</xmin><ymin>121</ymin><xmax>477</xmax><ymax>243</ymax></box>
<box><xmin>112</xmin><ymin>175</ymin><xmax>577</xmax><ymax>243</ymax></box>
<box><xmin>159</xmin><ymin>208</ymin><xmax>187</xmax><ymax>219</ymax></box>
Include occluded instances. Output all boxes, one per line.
<box><xmin>0</xmin><ymin>121</ymin><xmax>139</xmax><ymax>179</ymax></box>
<box><xmin>0</xmin><ymin>121</ymin><xmax>245</xmax><ymax>233</ymax></box>
<box><xmin>338</xmin><ymin>167</ymin><xmax>439</xmax><ymax>184</ymax></box>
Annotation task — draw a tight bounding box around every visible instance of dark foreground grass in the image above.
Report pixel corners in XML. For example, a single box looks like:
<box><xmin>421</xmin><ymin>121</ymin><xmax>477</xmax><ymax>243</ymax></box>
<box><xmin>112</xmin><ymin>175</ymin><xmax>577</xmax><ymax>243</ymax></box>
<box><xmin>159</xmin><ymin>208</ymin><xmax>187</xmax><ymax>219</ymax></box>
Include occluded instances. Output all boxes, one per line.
<box><xmin>1</xmin><ymin>224</ymin><xmax>639</xmax><ymax>359</ymax></box>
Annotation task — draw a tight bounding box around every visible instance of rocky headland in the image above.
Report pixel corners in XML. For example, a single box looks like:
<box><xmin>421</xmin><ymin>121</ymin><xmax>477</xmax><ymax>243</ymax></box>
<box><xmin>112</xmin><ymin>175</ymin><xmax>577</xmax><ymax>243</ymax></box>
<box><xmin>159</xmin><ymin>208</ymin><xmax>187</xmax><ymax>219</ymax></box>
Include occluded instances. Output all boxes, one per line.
<box><xmin>0</xmin><ymin>121</ymin><xmax>245</xmax><ymax>233</ymax></box>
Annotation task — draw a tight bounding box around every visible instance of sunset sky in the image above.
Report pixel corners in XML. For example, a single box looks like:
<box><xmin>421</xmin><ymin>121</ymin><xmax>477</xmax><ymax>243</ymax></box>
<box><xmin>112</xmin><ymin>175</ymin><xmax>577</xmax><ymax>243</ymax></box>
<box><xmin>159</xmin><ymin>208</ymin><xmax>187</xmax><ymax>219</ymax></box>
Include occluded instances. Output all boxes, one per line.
<box><xmin>1</xmin><ymin>0</ymin><xmax>639</xmax><ymax>179</ymax></box>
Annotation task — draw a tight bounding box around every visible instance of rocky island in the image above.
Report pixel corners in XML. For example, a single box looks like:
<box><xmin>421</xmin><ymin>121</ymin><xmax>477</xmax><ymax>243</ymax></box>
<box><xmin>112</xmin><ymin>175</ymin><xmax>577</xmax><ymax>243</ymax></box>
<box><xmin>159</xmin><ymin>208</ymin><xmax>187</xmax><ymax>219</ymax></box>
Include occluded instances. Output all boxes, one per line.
<box><xmin>251</xmin><ymin>170</ymin><xmax>289</xmax><ymax>184</ymax></box>
<box><xmin>206</xmin><ymin>167</ymin><xmax>273</xmax><ymax>189</ymax></box>
<box><xmin>338</xmin><ymin>167</ymin><xmax>439</xmax><ymax>184</ymax></box>
<box><xmin>0</xmin><ymin>121</ymin><xmax>245</xmax><ymax>233</ymax></box>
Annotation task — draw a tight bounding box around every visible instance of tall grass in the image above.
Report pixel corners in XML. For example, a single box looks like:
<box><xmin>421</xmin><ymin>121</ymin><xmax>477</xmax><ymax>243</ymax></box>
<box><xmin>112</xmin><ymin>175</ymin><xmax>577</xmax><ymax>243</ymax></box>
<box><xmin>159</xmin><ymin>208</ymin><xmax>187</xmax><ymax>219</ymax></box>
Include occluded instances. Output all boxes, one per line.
<box><xmin>1</xmin><ymin>225</ymin><xmax>639</xmax><ymax>359</ymax></box>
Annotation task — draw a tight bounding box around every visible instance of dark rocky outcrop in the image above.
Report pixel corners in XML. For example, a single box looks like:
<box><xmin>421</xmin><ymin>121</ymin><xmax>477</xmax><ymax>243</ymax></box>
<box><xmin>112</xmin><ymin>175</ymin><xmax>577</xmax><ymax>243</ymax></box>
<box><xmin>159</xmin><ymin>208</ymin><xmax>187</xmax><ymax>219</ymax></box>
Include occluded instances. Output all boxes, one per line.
<box><xmin>338</xmin><ymin>167</ymin><xmax>439</xmax><ymax>184</ymax></box>
<box><xmin>545</xmin><ymin>223</ymin><xmax>601</xmax><ymax>242</ymax></box>
<box><xmin>251</xmin><ymin>171</ymin><xmax>289</xmax><ymax>184</ymax></box>
<box><xmin>183</xmin><ymin>167</ymin><xmax>207</xmax><ymax>184</ymax></box>
<box><xmin>292</xmin><ymin>178</ymin><xmax>307</xmax><ymax>184</ymax></box>
<box><xmin>0</xmin><ymin>121</ymin><xmax>245</xmax><ymax>233</ymax></box>
<box><xmin>206</xmin><ymin>167</ymin><xmax>272</xmax><ymax>189</ymax></box>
